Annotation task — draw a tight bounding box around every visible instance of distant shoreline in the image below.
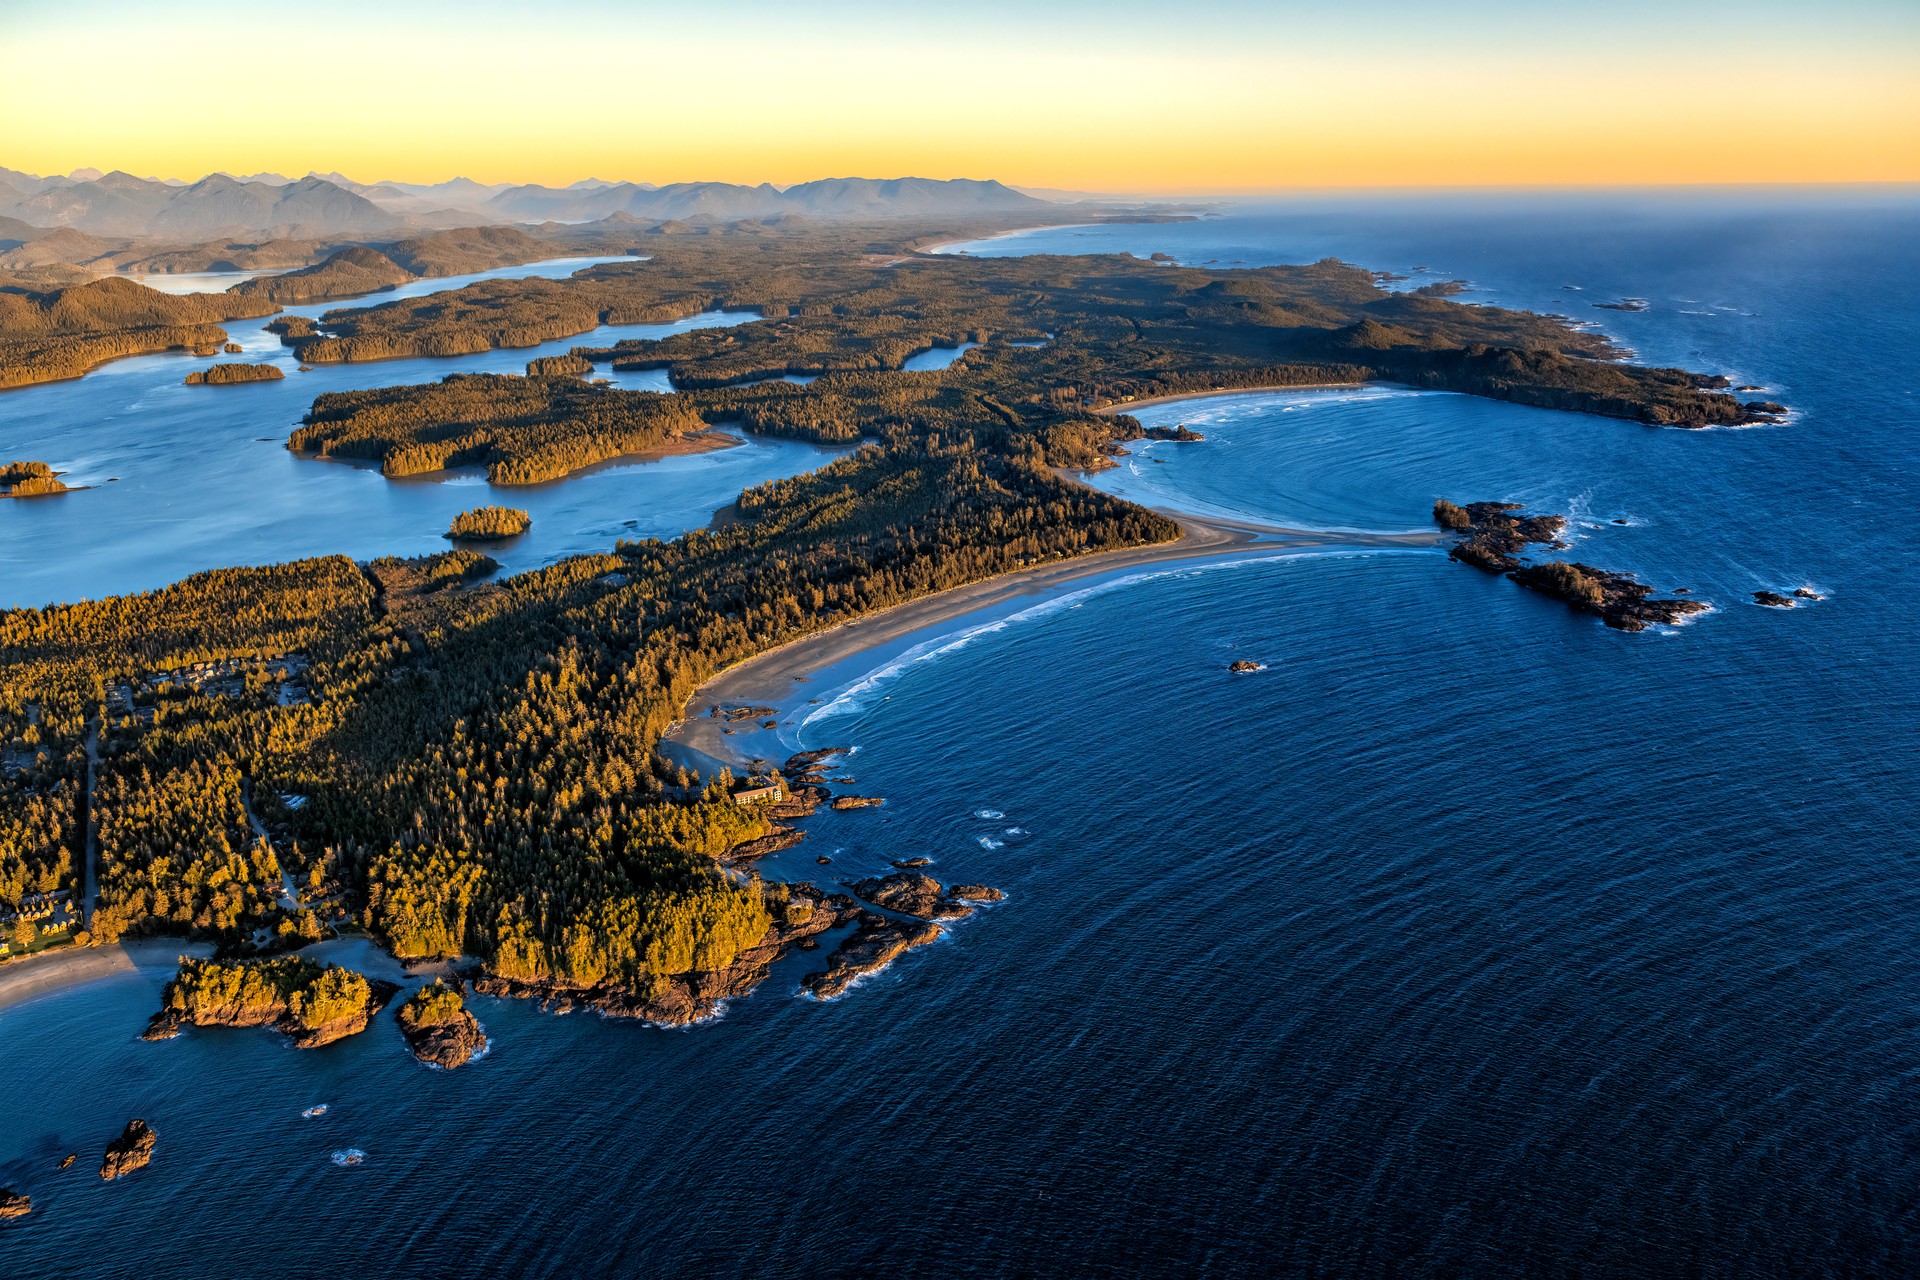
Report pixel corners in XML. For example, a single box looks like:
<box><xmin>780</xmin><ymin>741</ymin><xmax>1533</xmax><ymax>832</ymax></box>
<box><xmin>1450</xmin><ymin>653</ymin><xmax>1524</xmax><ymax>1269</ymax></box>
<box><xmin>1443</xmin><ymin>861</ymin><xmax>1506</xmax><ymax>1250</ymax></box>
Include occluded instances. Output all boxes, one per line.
<box><xmin>912</xmin><ymin>224</ymin><xmax>1093</xmax><ymax>257</ymax></box>
<box><xmin>1090</xmin><ymin>380</ymin><xmax>1378</xmax><ymax>415</ymax></box>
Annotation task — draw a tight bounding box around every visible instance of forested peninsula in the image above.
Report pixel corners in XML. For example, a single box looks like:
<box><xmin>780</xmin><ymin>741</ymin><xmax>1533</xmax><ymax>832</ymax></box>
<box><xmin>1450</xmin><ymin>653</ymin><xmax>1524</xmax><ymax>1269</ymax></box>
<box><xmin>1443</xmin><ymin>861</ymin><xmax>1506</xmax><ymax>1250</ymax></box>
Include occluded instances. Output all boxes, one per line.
<box><xmin>0</xmin><ymin>214</ymin><xmax>1769</xmax><ymax>1027</ymax></box>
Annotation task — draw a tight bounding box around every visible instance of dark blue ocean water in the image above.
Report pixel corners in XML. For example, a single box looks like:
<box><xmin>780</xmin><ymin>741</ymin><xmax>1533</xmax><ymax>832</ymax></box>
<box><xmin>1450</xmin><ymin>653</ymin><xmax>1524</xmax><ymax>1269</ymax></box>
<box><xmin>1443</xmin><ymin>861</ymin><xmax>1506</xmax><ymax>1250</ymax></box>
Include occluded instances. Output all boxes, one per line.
<box><xmin>3</xmin><ymin>193</ymin><xmax>1917</xmax><ymax>1277</ymax></box>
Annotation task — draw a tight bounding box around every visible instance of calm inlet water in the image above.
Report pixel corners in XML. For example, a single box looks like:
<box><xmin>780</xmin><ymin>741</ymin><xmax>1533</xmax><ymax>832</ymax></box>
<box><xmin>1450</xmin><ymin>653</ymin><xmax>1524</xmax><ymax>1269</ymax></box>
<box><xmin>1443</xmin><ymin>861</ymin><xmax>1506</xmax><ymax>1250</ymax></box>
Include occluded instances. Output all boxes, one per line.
<box><xmin>3</xmin><ymin>194</ymin><xmax>1917</xmax><ymax>1277</ymax></box>
<box><xmin>0</xmin><ymin>257</ymin><xmax>828</xmax><ymax>607</ymax></box>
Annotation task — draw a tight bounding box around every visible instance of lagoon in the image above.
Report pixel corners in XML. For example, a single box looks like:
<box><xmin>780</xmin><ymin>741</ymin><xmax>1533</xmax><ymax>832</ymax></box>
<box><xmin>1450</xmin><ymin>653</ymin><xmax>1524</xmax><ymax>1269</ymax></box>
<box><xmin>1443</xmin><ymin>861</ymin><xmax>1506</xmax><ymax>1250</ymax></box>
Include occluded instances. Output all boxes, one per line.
<box><xmin>0</xmin><ymin>260</ymin><xmax>828</xmax><ymax>607</ymax></box>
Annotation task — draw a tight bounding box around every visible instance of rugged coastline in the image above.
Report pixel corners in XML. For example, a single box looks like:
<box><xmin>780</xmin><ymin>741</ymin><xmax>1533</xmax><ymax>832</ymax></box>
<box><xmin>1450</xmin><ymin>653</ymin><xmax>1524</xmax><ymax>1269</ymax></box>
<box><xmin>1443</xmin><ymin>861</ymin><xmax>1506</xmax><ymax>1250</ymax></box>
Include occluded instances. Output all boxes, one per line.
<box><xmin>142</xmin><ymin>956</ymin><xmax>399</xmax><ymax>1048</ymax></box>
<box><xmin>1435</xmin><ymin>499</ymin><xmax>1709</xmax><ymax>631</ymax></box>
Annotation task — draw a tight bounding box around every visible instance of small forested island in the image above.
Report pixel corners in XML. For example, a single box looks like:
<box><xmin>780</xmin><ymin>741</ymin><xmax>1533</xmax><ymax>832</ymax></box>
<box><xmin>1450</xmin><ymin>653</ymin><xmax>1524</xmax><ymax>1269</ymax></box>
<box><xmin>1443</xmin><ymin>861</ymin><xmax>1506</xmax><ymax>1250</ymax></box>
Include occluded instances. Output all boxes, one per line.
<box><xmin>446</xmin><ymin>506</ymin><xmax>532</xmax><ymax>540</ymax></box>
<box><xmin>0</xmin><ymin>459</ymin><xmax>68</xmax><ymax>497</ymax></box>
<box><xmin>397</xmin><ymin>980</ymin><xmax>487</xmax><ymax>1068</ymax></box>
<box><xmin>143</xmin><ymin>957</ymin><xmax>397</xmax><ymax>1048</ymax></box>
<box><xmin>1435</xmin><ymin>499</ymin><xmax>1709</xmax><ymax>631</ymax></box>
<box><xmin>183</xmin><ymin>361</ymin><xmax>284</xmax><ymax>386</ymax></box>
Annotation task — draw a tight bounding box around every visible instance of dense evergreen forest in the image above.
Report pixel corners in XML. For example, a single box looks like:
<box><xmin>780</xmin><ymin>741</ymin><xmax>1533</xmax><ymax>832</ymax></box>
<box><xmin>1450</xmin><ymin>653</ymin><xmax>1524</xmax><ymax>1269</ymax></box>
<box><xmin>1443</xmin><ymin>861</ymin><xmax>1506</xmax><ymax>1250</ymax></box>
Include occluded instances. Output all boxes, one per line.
<box><xmin>0</xmin><ymin>214</ymin><xmax>1775</xmax><ymax>1004</ymax></box>
<box><xmin>274</xmin><ymin>224</ymin><xmax>1774</xmax><ymax>430</ymax></box>
<box><xmin>0</xmin><ymin>277</ymin><xmax>275</xmax><ymax>388</ymax></box>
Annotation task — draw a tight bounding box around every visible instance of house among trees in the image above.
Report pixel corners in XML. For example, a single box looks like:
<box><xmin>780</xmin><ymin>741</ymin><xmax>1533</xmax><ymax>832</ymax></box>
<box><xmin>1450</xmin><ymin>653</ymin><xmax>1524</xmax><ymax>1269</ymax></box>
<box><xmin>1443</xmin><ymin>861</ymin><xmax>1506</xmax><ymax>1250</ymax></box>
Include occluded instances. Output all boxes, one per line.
<box><xmin>732</xmin><ymin>778</ymin><xmax>785</xmax><ymax>806</ymax></box>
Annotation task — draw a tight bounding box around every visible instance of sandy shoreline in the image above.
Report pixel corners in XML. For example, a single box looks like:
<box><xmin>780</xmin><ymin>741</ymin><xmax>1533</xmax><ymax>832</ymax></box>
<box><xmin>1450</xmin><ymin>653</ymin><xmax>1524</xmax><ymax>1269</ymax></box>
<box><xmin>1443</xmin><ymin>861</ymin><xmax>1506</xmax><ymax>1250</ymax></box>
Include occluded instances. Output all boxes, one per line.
<box><xmin>664</xmin><ymin>510</ymin><xmax>1436</xmax><ymax>771</ymax></box>
<box><xmin>1091</xmin><ymin>381</ymin><xmax>1381</xmax><ymax>416</ymax></box>
<box><xmin>0</xmin><ymin>938</ymin><xmax>213</xmax><ymax>1013</ymax></box>
<box><xmin>911</xmin><ymin>223</ymin><xmax>1094</xmax><ymax>257</ymax></box>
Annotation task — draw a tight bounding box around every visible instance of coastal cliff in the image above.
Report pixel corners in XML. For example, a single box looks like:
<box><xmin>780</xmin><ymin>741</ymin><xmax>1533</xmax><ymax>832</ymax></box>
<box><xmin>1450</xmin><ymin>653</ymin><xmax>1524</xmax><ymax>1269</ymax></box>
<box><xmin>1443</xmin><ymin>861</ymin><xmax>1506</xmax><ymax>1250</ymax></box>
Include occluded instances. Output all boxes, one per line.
<box><xmin>143</xmin><ymin>956</ymin><xmax>398</xmax><ymax>1048</ymax></box>
<box><xmin>397</xmin><ymin>980</ymin><xmax>487</xmax><ymax>1069</ymax></box>
<box><xmin>474</xmin><ymin>883</ymin><xmax>865</xmax><ymax>1025</ymax></box>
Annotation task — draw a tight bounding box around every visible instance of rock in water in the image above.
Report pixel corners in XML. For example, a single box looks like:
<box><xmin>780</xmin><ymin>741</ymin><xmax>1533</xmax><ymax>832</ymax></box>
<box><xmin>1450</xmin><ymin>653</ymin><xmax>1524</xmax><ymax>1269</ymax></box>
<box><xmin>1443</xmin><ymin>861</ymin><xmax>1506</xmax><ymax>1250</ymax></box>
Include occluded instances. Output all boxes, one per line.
<box><xmin>847</xmin><ymin>872</ymin><xmax>1002</xmax><ymax>920</ymax></box>
<box><xmin>801</xmin><ymin>916</ymin><xmax>945</xmax><ymax>999</ymax></box>
<box><xmin>58</xmin><ymin>1153</ymin><xmax>76</xmax><ymax>1170</ymax></box>
<box><xmin>1753</xmin><ymin>591</ymin><xmax>1796</xmax><ymax>608</ymax></box>
<box><xmin>847</xmin><ymin>873</ymin><xmax>948</xmax><ymax>919</ymax></box>
<box><xmin>1228</xmin><ymin>660</ymin><xmax>1262</xmax><ymax>672</ymax></box>
<box><xmin>397</xmin><ymin>981</ymin><xmax>489</xmax><ymax>1070</ymax></box>
<box><xmin>0</xmin><ymin>1189</ymin><xmax>29</xmax><ymax>1218</ymax></box>
<box><xmin>100</xmin><ymin>1119</ymin><xmax>156</xmax><ymax>1181</ymax></box>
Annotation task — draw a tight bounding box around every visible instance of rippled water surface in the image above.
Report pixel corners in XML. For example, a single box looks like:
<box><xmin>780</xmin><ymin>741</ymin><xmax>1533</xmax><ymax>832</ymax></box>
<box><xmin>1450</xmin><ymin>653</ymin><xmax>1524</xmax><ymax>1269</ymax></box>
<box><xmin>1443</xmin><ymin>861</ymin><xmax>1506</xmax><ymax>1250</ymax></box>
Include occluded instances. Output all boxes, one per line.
<box><xmin>3</xmin><ymin>194</ymin><xmax>1917</xmax><ymax>1277</ymax></box>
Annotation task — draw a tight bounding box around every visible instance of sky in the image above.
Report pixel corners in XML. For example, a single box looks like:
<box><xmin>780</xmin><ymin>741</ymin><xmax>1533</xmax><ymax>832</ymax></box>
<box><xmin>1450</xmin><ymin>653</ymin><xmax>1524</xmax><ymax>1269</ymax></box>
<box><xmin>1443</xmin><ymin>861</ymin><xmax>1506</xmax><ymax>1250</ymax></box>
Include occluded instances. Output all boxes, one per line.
<box><xmin>4</xmin><ymin>0</ymin><xmax>1916</xmax><ymax>192</ymax></box>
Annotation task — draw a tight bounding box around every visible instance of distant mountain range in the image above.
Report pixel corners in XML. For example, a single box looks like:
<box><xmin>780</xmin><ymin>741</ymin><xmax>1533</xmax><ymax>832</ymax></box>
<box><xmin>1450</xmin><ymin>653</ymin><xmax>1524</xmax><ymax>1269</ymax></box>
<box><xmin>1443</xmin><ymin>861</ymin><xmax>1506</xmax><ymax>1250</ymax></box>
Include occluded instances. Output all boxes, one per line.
<box><xmin>0</xmin><ymin>169</ymin><xmax>1053</xmax><ymax>239</ymax></box>
<box><xmin>0</xmin><ymin>171</ymin><xmax>400</xmax><ymax>239</ymax></box>
<box><xmin>481</xmin><ymin>176</ymin><xmax>1045</xmax><ymax>222</ymax></box>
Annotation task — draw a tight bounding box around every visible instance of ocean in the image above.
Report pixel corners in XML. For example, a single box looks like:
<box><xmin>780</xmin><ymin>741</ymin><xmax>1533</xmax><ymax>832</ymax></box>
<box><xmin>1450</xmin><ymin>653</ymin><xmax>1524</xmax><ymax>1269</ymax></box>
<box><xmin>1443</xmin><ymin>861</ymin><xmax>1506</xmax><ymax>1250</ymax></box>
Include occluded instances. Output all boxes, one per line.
<box><xmin>3</xmin><ymin>190</ymin><xmax>1917</xmax><ymax>1277</ymax></box>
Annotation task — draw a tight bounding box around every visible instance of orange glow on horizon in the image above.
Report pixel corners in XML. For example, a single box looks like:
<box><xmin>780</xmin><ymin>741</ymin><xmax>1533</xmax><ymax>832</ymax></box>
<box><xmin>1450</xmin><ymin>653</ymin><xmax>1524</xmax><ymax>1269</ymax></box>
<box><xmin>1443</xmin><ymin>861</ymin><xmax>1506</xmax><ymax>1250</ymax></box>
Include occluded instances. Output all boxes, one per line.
<box><xmin>5</xmin><ymin>6</ymin><xmax>1916</xmax><ymax>193</ymax></box>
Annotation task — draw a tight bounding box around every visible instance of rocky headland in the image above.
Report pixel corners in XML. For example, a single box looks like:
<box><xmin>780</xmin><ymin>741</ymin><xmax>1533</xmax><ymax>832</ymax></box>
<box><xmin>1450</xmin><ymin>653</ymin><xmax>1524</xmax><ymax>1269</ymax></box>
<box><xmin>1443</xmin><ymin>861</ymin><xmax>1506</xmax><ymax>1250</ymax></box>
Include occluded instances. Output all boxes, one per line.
<box><xmin>802</xmin><ymin>913</ymin><xmax>945</xmax><ymax>1000</ymax></box>
<box><xmin>397</xmin><ymin>980</ymin><xmax>488</xmax><ymax>1069</ymax></box>
<box><xmin>143</xmin><ymin>956</ymin><xmax>398</xmax><ymax>1048</ymax></box>
<box><xmin>1435</xmin><ymin>499</ymin><xmax>1709</xmax><ymax>632</ymax></box>
<box><xmin>474</xmin><ymin>882</ymin><xmax>865</xmax><ymax>1026</ymax></box>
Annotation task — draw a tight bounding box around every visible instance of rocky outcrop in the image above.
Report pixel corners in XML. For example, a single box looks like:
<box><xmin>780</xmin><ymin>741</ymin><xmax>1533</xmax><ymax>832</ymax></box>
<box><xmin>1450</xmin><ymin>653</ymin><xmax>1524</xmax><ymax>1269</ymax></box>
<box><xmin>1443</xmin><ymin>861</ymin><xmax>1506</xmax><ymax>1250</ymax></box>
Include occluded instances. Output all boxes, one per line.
<box><xmin>1437</xmin><ymin>500</ymin><xmax>1568</xmax><ymax>574</ymax></box>
<box><xmin>0</xmin><ymin>1189</ymin><xmax>28</xmax><ymax>1218</ymax></box>
<box><xmin>100</xmin><ymin>1120</ymin><xmax>155</xmax><ymax>1181</ymax></box>
<box><xmin>473</xmin><ymin>885</ymin><xmax>863</xmax><ymax>1027</ymax></box>
<box><xmin>1228</xmin><ymin>660</ymin><xmax>1262</xmax><ymax>672</ymax></box>
<box><xmin>1437</xmin><ymin>498</ymin><xmax>1708</xmax><ymax>631</ymax></box>
<box><xmin>766</xmin><ymin>783</ymin><xmax>828</xmax><ymax>821</ymax></box>
<box><xmin>1754</xmin><ymin>591</ymin><xmax>1795</xmax><ymax>608</ymax></box>
<box><xmin>801</xmin><ymin>914</ymin><xmax>944</xmax><ymax>1000</ymax></box>
<box><xmin>830</xmin><ymin>794</ymin><xmax>884</xmax><ymax>811</ymax></box>
<box><xmin>726</xmin><ymin>825</ymin><xmax>806</xmax><ymax>861</ymax></box>
<box><xmin>1511</xmin><ymin>561</ymin><xmax>1710</xmax><ymax>632</ymax></box>
<box><xmin>397</xmin><ymin>981</ymin><xmax>488</xmax><ymax>1069</ymax></box>
<box><xmin>1793</xmin><ymin>587</ymin><xmax>1822</xmax><ymax>601</ymax></box>
<box><xmin>1143</xmin><ymin>424</ymin><xmax>1205</xmax><ymax>441</ymax></box>
<box><xmin>847</xmin><ymin>872</ymin><xmax>1002</xmax><ymax>921</ymax></box>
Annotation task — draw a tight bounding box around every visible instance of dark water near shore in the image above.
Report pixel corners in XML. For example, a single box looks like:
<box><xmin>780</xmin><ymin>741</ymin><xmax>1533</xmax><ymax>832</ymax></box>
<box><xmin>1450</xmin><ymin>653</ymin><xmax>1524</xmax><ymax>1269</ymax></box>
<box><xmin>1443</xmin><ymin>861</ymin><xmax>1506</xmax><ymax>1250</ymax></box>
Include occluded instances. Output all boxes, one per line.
<box><xmin>4</xmin><ymin>194</ymin><xmax>1919</xmax><ymax>1277</ymax></box>
<box><xmin>0</xmin><ymin>257</ymin><xmax>829</xmax><ymax>607</ymax></box>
